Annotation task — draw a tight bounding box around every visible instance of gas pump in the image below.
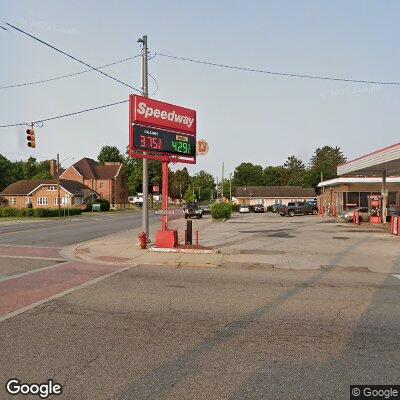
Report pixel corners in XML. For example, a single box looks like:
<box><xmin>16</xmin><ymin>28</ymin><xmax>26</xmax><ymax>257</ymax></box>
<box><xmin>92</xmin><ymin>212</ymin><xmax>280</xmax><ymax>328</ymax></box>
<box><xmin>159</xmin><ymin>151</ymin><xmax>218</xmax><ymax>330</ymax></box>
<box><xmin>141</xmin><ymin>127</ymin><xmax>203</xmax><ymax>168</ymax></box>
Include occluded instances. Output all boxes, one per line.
<box><xmin>368</xmin><ymin>195</ymin><xmax>383</xmax><ymax>224</ymax></box>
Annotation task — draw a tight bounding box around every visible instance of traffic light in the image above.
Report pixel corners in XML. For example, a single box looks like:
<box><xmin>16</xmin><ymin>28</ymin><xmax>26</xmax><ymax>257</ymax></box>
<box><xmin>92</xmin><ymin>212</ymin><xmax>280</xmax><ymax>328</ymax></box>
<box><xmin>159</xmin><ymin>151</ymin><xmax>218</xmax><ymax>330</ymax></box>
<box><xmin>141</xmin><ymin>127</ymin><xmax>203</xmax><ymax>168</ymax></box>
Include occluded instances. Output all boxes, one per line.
<box><xmin>26</xmin><ymin>128</ymin><xmax>36</xmax><ymax>148</ymax></box>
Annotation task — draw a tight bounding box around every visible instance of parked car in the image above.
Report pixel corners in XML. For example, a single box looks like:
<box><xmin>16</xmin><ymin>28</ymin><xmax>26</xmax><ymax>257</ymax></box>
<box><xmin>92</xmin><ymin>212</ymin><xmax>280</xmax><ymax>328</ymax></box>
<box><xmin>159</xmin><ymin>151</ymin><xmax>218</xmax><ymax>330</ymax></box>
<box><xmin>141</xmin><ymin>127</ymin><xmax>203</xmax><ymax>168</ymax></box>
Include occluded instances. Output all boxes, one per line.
<box><xmin>279</xmin><ymin>201</ymin><xmax>318</xmax><ymax>217</ymax></box>
<box><xmin>340</xmin><ymin>207</ymin><xmax>369</xmax><ymax>222</ymax></box>
<box><xmin>200</xmin><ymin>205</ymin><xmax>211</xmax><ymax>215</ymax></box>
<box><xmin>239</xmin><ymin>205</ymin><xmax>250</xmax><ymax>213</ymax></box>
<box><xmin>253</xmin><ymin>204</ymin><xmax>265</xmax><ymax>213</ymax></box>
<box><xmin>183</xmin><ymin>204</ymin><xmax>203</xmax><ymax>219</ymax></box>
<box><xmin>271</xmin><ymin>203</ymin><xmax>285</xmax><ymax>213</ymax></box>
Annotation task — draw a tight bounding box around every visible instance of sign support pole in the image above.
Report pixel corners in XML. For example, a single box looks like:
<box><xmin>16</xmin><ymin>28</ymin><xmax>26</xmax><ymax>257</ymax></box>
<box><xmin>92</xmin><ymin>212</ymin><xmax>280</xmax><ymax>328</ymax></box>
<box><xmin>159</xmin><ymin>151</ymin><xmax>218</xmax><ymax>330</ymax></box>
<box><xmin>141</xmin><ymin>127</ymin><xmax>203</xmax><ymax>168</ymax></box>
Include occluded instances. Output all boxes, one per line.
<box><xmin>162</xmin><ymin>160</ymin><xmax>169</xmax><ymax>231</ymax></box>
<box><xmin>138</xmin><ymin>35</ymin><xmax>149</xmax><ymax>240</ymax></box>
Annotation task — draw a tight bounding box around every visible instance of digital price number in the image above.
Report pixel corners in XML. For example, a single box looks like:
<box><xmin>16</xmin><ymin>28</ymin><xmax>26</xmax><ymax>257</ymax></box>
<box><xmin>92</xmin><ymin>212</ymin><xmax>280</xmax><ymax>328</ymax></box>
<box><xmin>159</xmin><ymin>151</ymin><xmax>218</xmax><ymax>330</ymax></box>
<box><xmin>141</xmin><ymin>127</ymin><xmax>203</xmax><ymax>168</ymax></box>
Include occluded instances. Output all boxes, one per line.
<box><xmin>133</xmin><ymin>125</ymin><xmax>196</xmax><ymax>157</ymax></box>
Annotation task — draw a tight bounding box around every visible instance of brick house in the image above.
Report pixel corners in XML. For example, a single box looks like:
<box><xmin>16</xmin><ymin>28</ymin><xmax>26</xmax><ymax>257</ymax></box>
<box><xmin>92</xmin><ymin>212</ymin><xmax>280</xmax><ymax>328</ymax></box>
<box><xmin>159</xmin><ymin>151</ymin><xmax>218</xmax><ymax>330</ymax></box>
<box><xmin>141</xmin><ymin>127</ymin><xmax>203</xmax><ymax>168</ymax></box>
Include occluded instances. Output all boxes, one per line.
<box><xmin>60</xmin><ymin>158</ymin><xmax>128</xmax><ymax>207</ymax></box>
<box><xmin>1</xmin><ymin>179</ymin><xmax>95</xmax><ymax>209</ymax></box>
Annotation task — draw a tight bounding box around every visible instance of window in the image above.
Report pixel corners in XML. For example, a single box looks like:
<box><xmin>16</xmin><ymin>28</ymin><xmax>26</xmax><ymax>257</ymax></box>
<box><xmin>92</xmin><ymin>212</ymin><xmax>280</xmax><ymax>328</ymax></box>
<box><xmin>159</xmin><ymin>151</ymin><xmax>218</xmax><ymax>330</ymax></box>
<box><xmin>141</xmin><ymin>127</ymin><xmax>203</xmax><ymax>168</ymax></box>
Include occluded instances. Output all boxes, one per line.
<box><xmin>54</xmin><ymin>197</ymin><xmax>69</xmax><ymax>205</ymax></box>
<box><xmin>74</xmin><ymin>197</ymin><xmax>83</xmax><ymax>205</ymax></box>
<box><xmin>47</xmin><ymin>185</ymin><xmax>57</xmax><ymax>191</ymax></box>
<box><xmin>100</xmin><ymin>182</ymin><xmax>103</xmax><ymax>188</ymax></box>
<box><xmin>25</xmin><ymin>197</ymin><xmax>31</xmax><ymax>204</ymax></box>
<box><xmin>37</xmin><ymin>197</ymin><xmax>48</xmax><ymax>205</ymax></box>
<box><xmin>10</xmin><ymin>197</ymin><xmax>16</xmax><ymax>205</ymax></box>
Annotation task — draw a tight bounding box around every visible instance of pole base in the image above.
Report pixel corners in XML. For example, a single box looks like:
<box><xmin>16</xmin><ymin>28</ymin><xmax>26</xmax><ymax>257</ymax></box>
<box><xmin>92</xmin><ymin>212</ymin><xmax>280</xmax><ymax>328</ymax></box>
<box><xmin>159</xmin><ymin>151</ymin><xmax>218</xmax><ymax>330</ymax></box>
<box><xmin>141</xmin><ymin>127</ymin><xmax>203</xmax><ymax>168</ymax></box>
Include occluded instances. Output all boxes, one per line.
<box><xmin>155</xmin><ymin>230</ymin><xmax>178</xmax><ymax>248</ymax></box>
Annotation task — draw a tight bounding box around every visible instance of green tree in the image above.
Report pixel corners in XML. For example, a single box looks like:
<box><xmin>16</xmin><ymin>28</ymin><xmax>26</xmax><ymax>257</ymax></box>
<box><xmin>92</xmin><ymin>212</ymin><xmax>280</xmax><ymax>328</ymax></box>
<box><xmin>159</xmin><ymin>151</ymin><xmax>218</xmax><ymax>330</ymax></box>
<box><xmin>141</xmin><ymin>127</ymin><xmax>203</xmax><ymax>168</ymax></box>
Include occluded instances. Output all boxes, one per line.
<box><xmin>98</xmin><ymin>146</ymin><xmax>124</xmax><ymax>165</ymax></box>
<box><xmin>170</xmin><ymin>168</ymin><xmax>191</xmax><ymax>200</ymax></box>
<box><xmin>263</xmin><ymin>166</ymin><xmax>287</xmax><ymax>186</ymax></box>
<box><xmin>233</xmin><ymin>162</ymin><xmax>264</xmax><ymax>186</ymax></box>
<box><xmin>310</xmin><ymin>146</ymin><xmax>346</xmax><ymax>181</ymax></box>
<box><xmin>284</xmin><ymin>155</ymin><xmax>305</xmax><ymax>174</ymax></box>
<box><xmin>0</xmin><ymin>154</ymin><xmax>13</xmax><ymax>191</ymax></box>
<box><xmin>192</xmin><ymin>170</ymin><xmax>215</xmax><ymax>201</ymax></box>
<box><xmin>184</xmin><ymin>185</ymin><xmax>196</xmax><ymax>204</ymax></box>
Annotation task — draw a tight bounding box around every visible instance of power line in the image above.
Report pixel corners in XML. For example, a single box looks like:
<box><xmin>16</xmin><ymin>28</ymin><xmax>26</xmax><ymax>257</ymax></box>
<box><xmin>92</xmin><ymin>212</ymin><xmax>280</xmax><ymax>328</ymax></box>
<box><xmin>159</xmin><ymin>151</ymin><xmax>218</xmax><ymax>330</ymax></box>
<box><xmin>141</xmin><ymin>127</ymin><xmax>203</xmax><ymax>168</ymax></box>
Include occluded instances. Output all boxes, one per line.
<box><xmin>156</xmin><ymin>52</ymin><xmax>400</xmax><ymax>86</ymax></box>
<box><xmin>6</xmin><ymin>23</ymin><xmax>141</xmax><ymax>92</ymax></box>
<box><xmin>0</xmin><ymin>99</ymin><xmax>128</xmax><ymax>128</ymax></box>
<box><xmin>0</xmin><ymin>55</ymin><xmax>141</xmax><ymax>89</ymax></box>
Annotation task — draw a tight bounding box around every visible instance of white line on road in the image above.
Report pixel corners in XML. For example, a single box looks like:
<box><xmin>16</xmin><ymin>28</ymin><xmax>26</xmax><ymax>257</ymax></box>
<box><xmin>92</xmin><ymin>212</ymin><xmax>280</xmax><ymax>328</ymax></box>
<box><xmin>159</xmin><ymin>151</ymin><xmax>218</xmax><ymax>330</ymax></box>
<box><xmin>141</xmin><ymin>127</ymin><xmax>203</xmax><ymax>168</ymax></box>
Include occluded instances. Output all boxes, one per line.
<box><xmin>0</xmin><ymin>265</ymin><xmax>132</xmax><ymax>322</ymax></box>
<box><xmin>392</xmin><ymin>274</ymin><xmax>400</xmax><ymax>280</ymax></box>
<box><xmin>0</xmin><ymin>260</ymin><xmax>66</xmax><ymax>282</ymax></box>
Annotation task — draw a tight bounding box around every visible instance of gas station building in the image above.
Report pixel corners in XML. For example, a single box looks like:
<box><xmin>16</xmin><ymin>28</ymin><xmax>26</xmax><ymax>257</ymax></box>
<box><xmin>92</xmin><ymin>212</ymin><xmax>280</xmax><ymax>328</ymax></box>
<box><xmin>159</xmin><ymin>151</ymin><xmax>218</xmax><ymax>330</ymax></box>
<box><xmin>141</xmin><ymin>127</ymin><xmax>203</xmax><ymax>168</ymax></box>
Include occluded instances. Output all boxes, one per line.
<box><xmin>318</xmin><ymin>143</ymin><xmax>400</xmax><ymax>221</ymax></box>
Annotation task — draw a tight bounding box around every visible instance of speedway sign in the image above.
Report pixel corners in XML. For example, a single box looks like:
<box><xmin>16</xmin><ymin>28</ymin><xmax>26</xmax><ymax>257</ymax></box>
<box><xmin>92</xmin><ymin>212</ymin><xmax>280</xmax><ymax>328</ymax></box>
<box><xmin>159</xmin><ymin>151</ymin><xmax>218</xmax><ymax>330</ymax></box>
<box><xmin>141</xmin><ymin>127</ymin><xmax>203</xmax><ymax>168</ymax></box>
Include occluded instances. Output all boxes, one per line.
<box><xmin>129</xmin><ymin>95</ymin><xmax>197</xmax><ymax>163</ymax></box>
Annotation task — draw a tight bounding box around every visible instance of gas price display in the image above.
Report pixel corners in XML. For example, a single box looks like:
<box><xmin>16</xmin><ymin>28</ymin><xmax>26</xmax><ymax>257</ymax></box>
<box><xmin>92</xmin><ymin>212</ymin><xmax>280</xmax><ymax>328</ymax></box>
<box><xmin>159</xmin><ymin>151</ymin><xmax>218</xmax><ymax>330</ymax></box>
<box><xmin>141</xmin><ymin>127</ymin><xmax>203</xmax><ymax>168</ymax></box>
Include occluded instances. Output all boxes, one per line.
<box><xmin>133</xmin><ymin>125</ymin><xmax>196</xmax><ymax>157</ymax></box>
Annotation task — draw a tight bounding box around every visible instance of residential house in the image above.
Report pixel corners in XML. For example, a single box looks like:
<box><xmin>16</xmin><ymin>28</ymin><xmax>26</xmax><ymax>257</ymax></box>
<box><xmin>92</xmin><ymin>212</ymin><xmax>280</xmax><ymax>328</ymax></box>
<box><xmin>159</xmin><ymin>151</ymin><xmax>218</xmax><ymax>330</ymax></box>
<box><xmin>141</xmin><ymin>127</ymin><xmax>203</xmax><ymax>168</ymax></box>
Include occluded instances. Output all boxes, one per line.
<box><xmin>1</xmin><ymin>179</ymin><xmax>95</xmax><ymax>209</ymax></box>
<box><xmin>234</xmin><ymin>186</ymin><xmax>317</xmax><ymax>207</ymax></box>
<box><xmin>60</xmin><ymin>158</ymin><xmax>128</xmax><ymax>207</ymax></box>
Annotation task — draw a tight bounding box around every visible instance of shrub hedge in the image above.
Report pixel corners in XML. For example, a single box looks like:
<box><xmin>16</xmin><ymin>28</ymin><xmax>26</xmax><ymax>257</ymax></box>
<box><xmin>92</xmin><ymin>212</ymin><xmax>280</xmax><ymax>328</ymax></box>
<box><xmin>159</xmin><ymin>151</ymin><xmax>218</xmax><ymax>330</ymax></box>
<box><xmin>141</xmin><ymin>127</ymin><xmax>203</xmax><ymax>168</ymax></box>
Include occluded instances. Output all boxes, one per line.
<box><xmin>211</xmin><ymin>203</ymin><xmax>232</xmax><ymax>220</ymax></box>
<box><xmin>231</xmin><ymin>204</ymin><xmax>240</xmax><ymax>212</ymax></box>
<box><xmin>0</xmin><ymin>207</ymin><xmax>82</xmax><ymax>218</ymax></box>
<box><xmin>85</xmin><ymin>199</ymin><xmax>110</xmax><ymax>212</ymax></box>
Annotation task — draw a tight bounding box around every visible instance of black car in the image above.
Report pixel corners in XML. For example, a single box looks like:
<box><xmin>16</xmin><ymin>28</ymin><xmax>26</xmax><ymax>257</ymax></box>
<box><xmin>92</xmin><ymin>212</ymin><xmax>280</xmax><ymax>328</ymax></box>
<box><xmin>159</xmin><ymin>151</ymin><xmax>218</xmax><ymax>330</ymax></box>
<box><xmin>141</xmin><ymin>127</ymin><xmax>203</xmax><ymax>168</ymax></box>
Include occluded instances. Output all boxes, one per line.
<box><xmin>200</xmin><ymin>205</ymin><xmax>211</xmax><ymax>215</ymax></box>
<box><xmin>279</xmin><ymin>201</ymin><xmax>318</xmax><ymax>217</ymax></box>
<box><xmin>183</xmin><ymin>204</ymin><xmax>203</xmax><ymax>219</ymax></box>
<box><xmin>253</xmin><ymin>204</ymin><xmax>265</xmax><ymax>213</ymax></box>
<box><xmin>271</xmin><ymin>203</ymin><xmax>285</xmax><ymax>213</ymax></box>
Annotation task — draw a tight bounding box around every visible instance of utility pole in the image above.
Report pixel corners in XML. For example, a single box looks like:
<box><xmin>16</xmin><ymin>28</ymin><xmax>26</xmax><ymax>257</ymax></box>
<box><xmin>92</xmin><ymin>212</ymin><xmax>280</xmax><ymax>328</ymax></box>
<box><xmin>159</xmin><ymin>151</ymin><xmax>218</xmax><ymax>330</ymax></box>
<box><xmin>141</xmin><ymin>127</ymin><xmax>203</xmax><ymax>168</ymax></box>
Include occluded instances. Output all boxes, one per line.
<box><xmin>221</xmin><ymin>162</ymin><xmax>224</xmax><ymax>201</ymax></box>
<box><xmin>138</xmin><ymin>35</ymin><xmax>149</xmax><ymax>240</ymax></box>
<box><xmin>57</xmin><ymin>153</ymin><xmax>61</xmax><ymax>219</ymax></box>
<box><xmin>229</xmin><ymin>173</ymin><xmax>232</xmax><ymax>202</ymax></box>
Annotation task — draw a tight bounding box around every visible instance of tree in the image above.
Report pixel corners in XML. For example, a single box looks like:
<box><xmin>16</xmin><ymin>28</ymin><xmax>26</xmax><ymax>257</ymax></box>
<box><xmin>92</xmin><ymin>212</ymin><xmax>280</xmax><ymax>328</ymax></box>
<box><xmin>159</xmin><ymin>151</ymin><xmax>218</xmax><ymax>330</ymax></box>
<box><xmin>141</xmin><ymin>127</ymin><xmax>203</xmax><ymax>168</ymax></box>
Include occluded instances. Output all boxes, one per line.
<box><xmin>233</xmin><ymin>162</ymin><xmax>264</xmax><ymax>186</ymax></box>
<box><xmin>192</xmin><ymin>170</ymin><xmax>215</xmax><ymax>201</ymax></box>
<box><xmin>263</xmin><ymin>166</ymin><xmax>287</xmax><ymax>186</ymax></box>
<box><xmin>98</xmin><ymin>146</ymin><xmax>124</xmax><ymax>165</ymax></box>
<box><xmin>283</xmin><ymin>155</ymin><xmax>305</xmax><ymax>174</ymax></box>
<box><xmin>184</xmin><ymin>185</ymin><xmax>196</xmax><ymax>204</ymax></box>
<box><xmin>170</xmin><ymin>168</ymin><xmax>191</xmax><ymax>200</ymax></box>
<box><xmin>0</xmin><ymin>154</ymin><xmax>13</xmax><ymax>191</ymax></box>
<box><xmin>310</xmin><ymin>146</ymin><xmax>346</xmax><ymax>182</ymax></box>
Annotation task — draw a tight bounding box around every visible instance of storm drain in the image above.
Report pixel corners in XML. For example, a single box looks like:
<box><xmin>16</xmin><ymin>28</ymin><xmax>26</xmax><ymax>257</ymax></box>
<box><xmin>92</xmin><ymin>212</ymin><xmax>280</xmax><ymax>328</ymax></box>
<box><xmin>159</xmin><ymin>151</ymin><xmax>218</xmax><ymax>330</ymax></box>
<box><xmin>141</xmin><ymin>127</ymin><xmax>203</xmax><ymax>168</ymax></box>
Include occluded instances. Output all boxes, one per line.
<box><xmin>332</xmin><ymin>236</ymin><xmax>350</xmax><ymax>240</ymax></box>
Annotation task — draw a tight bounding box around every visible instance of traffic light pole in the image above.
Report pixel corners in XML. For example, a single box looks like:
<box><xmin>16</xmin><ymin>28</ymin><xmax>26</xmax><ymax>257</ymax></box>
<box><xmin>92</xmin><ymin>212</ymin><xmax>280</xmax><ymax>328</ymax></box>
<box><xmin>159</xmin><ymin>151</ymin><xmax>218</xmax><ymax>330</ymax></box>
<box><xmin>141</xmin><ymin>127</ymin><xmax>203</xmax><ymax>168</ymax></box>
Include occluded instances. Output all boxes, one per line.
<box><xmin>139</xmin><ymin>35</ymin><xmax>149</xmax><ymax>241</ymax></box>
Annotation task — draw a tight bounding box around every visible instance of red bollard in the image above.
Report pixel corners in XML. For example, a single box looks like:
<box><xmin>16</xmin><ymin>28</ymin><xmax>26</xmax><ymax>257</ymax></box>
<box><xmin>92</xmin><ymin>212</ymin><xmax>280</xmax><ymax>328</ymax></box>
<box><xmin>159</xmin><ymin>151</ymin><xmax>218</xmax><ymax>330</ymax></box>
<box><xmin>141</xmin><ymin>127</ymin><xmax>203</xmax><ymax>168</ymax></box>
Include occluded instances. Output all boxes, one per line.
<box><xmin>138</xmin><ymin>232</ymin><xmax>147</xmax><ymax>249</ymax></box>
<box><xmin>196</xmin><ymin>230</ymin><xmax>199</xmax><ymax>246</ymax></box>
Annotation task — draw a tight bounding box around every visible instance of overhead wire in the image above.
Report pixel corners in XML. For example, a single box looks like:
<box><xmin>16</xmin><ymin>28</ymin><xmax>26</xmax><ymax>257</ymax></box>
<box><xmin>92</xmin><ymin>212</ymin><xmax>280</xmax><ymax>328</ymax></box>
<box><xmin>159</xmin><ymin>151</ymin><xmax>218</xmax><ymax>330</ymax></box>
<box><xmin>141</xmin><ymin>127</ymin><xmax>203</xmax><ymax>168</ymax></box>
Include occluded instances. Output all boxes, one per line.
<box><xmin>156</xmin><ymin>52</ymin><xmax>400</xmax><ymax>86</ymax></box>
<box><xmin>6</xmin><ymin>23</ymin><xmax>142</xmax><ymax>92</ymax></box>
<box><xmin>0</xmin><ymin>99</ymin><xmax>128</xmax><ymax>128</ymax></box>
<box><xmin>0</xmin><ymin>54</ymin><xmax>141</xmax><ymax>89</ymax></box>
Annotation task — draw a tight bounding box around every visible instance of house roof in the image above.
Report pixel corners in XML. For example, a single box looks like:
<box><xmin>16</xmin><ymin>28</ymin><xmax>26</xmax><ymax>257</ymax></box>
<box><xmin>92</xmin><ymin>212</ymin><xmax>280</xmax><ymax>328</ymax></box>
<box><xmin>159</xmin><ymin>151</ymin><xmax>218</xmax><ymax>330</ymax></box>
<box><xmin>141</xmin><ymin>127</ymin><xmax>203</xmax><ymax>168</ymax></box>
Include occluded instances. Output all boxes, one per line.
<box><xmin>235</xmin><ymin>186</ymin><xmax>316</xmax><ymax>198</ymax></box>
<box><xmin>1</xmin><ymin>179</ymin><xmax>93</xmax><ymax>196</ymax></box>
<box><xmin>64</xmin><ymin>157</ymin><xmax>122</xmax><ymax>180</ymax></box>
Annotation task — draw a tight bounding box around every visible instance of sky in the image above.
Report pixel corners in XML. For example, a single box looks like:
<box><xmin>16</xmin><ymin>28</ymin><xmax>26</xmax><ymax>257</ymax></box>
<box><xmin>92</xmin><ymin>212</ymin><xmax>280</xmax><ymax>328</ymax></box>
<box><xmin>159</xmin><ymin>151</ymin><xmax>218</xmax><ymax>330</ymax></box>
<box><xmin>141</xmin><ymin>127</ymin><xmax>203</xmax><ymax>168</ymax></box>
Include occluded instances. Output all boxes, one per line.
<box><xmin>1</xmin><ymin>0</ymin><xmax>400</xmax><ymax>178</ymax></box>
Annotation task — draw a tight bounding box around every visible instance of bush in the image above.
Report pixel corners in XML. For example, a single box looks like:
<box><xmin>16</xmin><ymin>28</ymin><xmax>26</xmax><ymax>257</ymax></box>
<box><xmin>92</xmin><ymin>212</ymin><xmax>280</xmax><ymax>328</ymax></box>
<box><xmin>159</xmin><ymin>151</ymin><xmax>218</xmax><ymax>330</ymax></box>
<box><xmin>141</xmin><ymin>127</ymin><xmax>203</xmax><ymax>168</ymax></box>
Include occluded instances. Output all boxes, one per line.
<box><xmin>231</xmin><ymin>204</ymin><xmax>240</xmax><ymax>212</ymax></box>
<box><xmin>85</xmin><ymin>199</ymin><xmax>110</xmax><ymax>212</ymax></box>
<box><xmin>211</xmin><ymin>203</ymin><xmax>232</xmax><ymax>220</ymax></box>
<box><xmin>267</xmin><ymin>205</ymin><xmax>273</xmax><ymax>212</ymax></box>
<box><xmin>0</xmin><ymin>207</ymin><xmax>82</xmax><ymax>218</ymax></box>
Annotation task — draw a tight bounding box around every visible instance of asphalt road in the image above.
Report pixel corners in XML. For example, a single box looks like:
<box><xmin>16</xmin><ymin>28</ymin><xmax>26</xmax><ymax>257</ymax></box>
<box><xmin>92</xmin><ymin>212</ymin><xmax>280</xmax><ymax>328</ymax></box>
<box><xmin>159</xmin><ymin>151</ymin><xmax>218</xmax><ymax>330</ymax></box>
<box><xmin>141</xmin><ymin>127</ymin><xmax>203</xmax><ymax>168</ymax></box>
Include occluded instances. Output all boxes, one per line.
<box><xmin>1</xmin><ymin>264</ymin><xmax>399</xmax><ymax>400</ymax></box>
<box><xmin>0</xmin><ymin>212</ymin><xmax>161</xmax><ymax>246</ymax></box>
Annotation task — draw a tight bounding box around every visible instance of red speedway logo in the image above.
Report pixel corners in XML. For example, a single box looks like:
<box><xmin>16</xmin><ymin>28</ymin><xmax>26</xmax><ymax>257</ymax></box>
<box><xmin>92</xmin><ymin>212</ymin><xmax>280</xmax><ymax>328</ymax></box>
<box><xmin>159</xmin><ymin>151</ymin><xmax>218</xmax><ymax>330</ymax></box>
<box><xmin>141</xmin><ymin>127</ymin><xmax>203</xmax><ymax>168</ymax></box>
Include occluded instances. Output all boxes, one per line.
<box><xmin>131</xmin><ymin>95</ymin><xmax>196</xmax><ymax>135</ymax></box>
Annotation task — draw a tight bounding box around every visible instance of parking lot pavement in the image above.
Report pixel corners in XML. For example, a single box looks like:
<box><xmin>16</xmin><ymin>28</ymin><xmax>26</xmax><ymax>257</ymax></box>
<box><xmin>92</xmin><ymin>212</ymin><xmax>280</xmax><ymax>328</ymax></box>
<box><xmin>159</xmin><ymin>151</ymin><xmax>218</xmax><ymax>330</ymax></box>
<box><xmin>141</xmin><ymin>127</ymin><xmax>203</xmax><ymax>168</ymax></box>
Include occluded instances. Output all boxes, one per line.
<box><xmin>1</xmin><ymin>264</ymin><xmax>399</xmax><ymax>399</ymax></box>
<box><xmin>200</xmin><ymin>212</ymin><xmax>400</xmax><ymax>274</ymax></box>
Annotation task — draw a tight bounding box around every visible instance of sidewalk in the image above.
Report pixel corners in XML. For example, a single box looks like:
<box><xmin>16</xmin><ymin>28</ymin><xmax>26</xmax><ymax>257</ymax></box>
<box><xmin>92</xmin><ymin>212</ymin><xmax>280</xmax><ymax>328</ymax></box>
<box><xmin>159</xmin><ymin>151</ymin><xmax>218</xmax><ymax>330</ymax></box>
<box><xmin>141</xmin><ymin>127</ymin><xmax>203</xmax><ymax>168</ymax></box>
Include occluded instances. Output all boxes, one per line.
<box><xmin>65</xmin><ymin>212</ymin><xmax>400</xmax><ymax>274</ymax></box>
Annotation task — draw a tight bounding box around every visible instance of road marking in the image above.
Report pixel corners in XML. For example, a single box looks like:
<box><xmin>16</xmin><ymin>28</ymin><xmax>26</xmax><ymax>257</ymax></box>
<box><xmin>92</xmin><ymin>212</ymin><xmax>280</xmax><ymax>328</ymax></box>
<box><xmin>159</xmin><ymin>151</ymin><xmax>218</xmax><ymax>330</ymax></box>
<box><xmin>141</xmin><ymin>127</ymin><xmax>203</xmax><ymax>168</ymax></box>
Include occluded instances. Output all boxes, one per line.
<box><xmin>0</xmin><ymin>261</ymin><xmax>65</xmax><ymax>282</ymax></box>
<box><xmin>0</xmin><ymin>265</ymin><xmax>132</xmax><ymax>323</ymax></box>
<box><xmin>392</xmin><ymin>274</ymin><xmax>400</xmax><ymax>280</ymax></box>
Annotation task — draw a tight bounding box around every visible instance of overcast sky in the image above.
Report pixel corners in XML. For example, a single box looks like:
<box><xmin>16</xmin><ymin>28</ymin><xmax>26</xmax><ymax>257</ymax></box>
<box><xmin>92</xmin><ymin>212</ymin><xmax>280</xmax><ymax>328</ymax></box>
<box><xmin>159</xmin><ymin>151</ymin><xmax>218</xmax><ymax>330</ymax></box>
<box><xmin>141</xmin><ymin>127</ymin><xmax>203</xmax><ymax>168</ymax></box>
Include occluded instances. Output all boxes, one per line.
<box><xmin>1</xmin><ymin>0</ymin><xmax>400</xmax><ymax>178</ymax></box>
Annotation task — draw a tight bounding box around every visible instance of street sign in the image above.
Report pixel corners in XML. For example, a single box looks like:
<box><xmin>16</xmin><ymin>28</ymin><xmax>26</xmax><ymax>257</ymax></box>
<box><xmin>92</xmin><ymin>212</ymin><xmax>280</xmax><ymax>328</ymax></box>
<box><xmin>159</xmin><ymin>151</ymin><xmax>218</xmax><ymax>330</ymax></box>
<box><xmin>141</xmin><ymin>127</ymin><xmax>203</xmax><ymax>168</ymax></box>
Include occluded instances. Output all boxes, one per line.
<box><xmin>197</xmin><ymin>139</ymin><xmax>209</xmax><ymax>156</ymax></box>
<box><xmin>129</xmin><ymin>95</ymin><xmax>197</xmax><ymax>164</ymax></box>
<box><xmin>154</xmin><ymin>209</ymin><xmax>175</xmax><ymax>215</ymax></box>
<box><xmin>131</xmin><ymin>95</ymin><xmax>196</xmax><ymax>135</ymax></box>
<box><xmin>133</xmin><ymin>124</ymin><xmax>196</xmax><ymax>158</ymax></box>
